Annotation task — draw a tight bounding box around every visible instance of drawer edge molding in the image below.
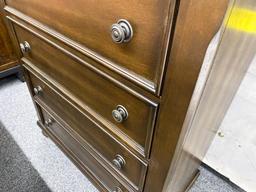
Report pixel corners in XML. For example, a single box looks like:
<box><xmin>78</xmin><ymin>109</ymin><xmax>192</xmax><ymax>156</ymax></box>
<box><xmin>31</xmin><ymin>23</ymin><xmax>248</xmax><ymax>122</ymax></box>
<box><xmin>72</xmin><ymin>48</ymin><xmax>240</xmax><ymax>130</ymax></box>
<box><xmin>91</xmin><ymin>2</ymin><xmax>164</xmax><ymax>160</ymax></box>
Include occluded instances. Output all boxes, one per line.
<box><xmin>37</xmin><ymin>102</ymin><xmax>143</xmax><ymax>191</ymax></box>
<box><xmin>37</xmin><ymin>121</ymin><xmax>108</xmax><ymax>192</ymax></box>
<box><xmin>6</xmin><ymin>14</ymin><xmax>158</xmax><ymax>107</ymax></box>
<box><xmin>36</xmin><ymin>97</ymin><xmax>148</xmax><ymax>167</ymax></box>
<box><xmin>23</xmin><ymin>61</ymin><xmax>156</xmax><ymax>158</ymax></box>
<box><xmin>37</xmin><ymin>120</ymin><xmax>134</xmax><ymax>192</ymax></box>
<box><xmin>4</xmin><ymin>6</ymin><xmax>157</xmax><ymax>94</ymax></box>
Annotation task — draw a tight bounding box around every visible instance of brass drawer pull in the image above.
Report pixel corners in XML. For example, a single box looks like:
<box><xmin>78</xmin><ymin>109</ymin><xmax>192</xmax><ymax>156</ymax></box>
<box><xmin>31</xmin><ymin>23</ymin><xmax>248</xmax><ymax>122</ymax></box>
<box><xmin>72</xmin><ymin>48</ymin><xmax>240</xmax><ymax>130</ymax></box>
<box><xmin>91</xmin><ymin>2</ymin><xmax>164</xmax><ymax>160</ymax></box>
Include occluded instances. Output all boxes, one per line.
<box><xmin>45</xmin><ymin>118</ymin><xmax>54</xmax><ymax>127</ymax></box>
<box><xmin>112</xmin><ymin>154</ymin><xmax>126</xmax><ymax>170</ymax></box>
<box><xmin>20</xmin><ymin>41</ymin><xmax>31</xmax><ymax>53</ymax></box>
<box><xmin>112</xmin><ymin>105</ymin><xmax>128</xmax><ymax>123</ymax></box>
<box><xmin>111</xmin><ymin>19</ymin><xmax>133</xmax><ymax>44</ymax></box>
<box><xmin>33</xmin><ymin>86</ymin><xmax>43</xmax><ymax>95</ymax></box>
<box><xmin>112</xmin><ymin>187</ymin><xmax>123</xmax><ymax>192</ymax></box>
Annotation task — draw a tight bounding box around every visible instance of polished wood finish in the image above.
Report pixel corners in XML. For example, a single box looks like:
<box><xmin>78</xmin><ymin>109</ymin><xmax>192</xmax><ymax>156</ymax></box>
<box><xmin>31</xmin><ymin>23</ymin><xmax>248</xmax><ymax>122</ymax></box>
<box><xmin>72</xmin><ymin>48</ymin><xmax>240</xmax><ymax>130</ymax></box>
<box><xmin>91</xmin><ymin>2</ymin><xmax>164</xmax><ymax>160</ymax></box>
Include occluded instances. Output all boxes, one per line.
<box><xmin>165</xmin><ymin>0</ymin><xmax>256</xmax><ymax>191</ymax></box>
<box><xmin>0</xmin><ymin>1</ymin><xmax>18</xmax><ymax>72</ymax></box>
<box><xmin>2</xmin><ymin>0</ymin><xmax>230</xmax><ymax>191</ymax></box>
<box><xmin>11</xmin><ymin>22</ymin><xmax>158</xmax><ymax>157</ymax></box>
<box><xmin>145</xmin><ymin>0</ymin><xmax>230</xmax><ymax>191</ymax></box>
<box><xmin>5</xmin><ymin>0</ymin><xmax>177</xmax><ymax>93</ymax></box>
<box><xmin>26</xmin><ymin>68</ymin><xmax>147</xmax><ymax>191</ymax></box>
<box><xmin>5</xmin><ymin>11</ymin><xmax>161</xmax><ymax>104</ymax></box>
<box><xmin>38</xmin><ymin>106</ymin><xmax>134</xmax><ymax>192</ymax></box>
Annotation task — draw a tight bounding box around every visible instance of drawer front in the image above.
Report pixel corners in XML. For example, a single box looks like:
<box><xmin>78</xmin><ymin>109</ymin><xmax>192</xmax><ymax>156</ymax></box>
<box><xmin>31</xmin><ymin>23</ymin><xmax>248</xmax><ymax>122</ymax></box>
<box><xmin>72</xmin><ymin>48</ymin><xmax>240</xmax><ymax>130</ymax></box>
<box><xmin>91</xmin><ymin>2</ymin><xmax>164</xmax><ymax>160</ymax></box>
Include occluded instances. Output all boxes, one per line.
<box><xmin>5</xmin><ymin>0</ymin><xmax>174</xmax><ymax>91</ymax></box>
<box><xmin>27</xmin><ymin>69</ymin><xmax>147</xmax><ymax>190</ymax></box>
<box><xmin>14</xmin><ymin>23</ymin><xmax>157</xmax><ymax>156</ymax></box>
<box><xmin>39</xmin><ymin>107</ymin><xmax>134</xmax><ymax>192</ymax></box>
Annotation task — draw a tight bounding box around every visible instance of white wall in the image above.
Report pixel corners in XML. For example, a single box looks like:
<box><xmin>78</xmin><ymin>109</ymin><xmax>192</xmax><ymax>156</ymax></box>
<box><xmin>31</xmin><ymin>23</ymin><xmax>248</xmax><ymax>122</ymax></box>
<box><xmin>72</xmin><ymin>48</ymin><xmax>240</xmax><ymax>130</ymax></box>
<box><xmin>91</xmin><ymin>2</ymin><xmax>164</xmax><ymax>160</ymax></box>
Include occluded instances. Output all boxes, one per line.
<box><xmin>204</xmin><ymin>55</ymin><xmax>256</xmax><ymax>192</ymax></box>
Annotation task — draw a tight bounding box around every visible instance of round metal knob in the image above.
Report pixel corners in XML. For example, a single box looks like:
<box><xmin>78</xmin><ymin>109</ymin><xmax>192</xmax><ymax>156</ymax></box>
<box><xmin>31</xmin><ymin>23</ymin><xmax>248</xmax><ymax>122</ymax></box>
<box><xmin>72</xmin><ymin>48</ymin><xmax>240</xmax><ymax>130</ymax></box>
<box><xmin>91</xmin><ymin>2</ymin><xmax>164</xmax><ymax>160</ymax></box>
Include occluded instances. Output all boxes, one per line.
<box><xmin>112</xmin><ymin>105</ymin><xmax>128</xmax><ymax>123</ymax></box>
<box><xmin>33</xmin><ymin>86</ymin><xmax>43</xmax><ymax>95</ymax></box>
<box><xmin>112</xmin><ymin>154</ymin><xmax>126</xmax><ymax>170</ymax></box>
<box><xmin>111</xmin><ymin>19</ymin><xmax>133</xmax><ymax>43</ymax></box>
<box><xmin>45</xmin><ymin>118</ymin><xmax>53</xmax><ymax>127</ymax></box>
<box><xmin>112</xmin><ymin>187</ymin><xmax>123</xmax><ymax>192</ymax></box>
<box><xmin>20</xmin><ymin>41</ymin><xmax>31</xmax><ymax>53</ymax></box>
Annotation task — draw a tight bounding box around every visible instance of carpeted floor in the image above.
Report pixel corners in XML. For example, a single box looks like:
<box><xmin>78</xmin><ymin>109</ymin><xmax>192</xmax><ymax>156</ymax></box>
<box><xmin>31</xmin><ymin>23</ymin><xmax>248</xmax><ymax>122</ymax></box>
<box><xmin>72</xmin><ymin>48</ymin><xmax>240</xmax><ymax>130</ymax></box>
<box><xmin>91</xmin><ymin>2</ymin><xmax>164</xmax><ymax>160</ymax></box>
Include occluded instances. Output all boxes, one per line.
<box><xmin>0</xmin><ymin>122</ymin><xmax>51</xmax><ymax>192</ymax></box>
<box><xmin>0</xmin><ymin>76</ymin><xmax>245</xmax><ymax>192</ymax></box>
<box><xmin>191</xmin><ymin>166</ymin><xmax>245</xmax><ymax>192</ymax></box>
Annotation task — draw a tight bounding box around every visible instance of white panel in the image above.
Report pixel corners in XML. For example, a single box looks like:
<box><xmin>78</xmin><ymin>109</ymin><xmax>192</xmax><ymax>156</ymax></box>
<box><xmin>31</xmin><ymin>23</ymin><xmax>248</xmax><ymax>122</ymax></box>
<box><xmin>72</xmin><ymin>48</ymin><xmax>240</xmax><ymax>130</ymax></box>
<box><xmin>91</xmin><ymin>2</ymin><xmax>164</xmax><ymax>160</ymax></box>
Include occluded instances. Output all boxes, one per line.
<box><xmin>204</xmin><ymin>56</ymin><xmax>256</xmax><ymax>192</ymax></box>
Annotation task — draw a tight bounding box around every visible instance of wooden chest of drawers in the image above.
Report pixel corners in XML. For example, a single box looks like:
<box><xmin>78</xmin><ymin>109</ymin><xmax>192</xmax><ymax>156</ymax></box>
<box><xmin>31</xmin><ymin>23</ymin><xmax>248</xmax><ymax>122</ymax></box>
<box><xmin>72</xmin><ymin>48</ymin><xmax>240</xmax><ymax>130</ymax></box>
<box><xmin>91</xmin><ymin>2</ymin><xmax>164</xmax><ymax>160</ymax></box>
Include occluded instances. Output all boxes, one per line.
<box><xmin>0</xmin><ymin>2</ymin><xmax>20</xmax><ymax>78</ymax></box>
<box><xmin>1</xmin><ymin>0</ymin><xmax>229</xmax><ymax>191</ymax></box>
<box><xmin>0</xmin><ymin>11</ymin><xmax>17</xmax><ymax>71</ymax></box>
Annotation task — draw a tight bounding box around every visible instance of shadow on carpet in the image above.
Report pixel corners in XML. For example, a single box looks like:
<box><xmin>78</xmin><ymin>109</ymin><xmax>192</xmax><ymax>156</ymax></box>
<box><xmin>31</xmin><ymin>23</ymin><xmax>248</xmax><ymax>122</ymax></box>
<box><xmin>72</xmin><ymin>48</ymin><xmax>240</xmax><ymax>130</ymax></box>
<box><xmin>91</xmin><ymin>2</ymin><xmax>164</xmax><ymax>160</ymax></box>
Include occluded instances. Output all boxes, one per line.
<box><xmin>0</xmin><ymin>121</ymin><xmax>51</xmax><ymax>192</ymax></box>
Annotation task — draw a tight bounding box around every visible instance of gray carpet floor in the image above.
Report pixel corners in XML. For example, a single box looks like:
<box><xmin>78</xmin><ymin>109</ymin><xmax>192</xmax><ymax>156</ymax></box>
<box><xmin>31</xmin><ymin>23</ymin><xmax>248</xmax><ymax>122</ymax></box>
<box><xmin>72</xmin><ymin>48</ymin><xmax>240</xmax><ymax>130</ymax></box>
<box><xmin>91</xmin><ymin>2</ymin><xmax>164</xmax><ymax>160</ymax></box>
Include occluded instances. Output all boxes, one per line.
<box><xmin>0</xmin><ymin>122</ymin><xmax>51</xmax><ymax>192</ymax></box>
<box><xmin>0</xmin><ymin>76</ymin><xmax>245</xmax><ymax>192</ymax></box>
<box><xmin>191</xmin><ymin>166</ymin><xmax>245</xmax><ymax>192</ymax></box>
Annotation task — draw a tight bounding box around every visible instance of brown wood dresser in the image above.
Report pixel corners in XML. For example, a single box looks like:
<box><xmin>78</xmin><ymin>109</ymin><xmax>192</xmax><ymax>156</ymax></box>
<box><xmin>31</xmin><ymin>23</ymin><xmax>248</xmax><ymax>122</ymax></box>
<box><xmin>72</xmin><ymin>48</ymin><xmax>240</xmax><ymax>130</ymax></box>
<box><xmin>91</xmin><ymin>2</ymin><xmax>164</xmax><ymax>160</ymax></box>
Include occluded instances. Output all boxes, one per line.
<box><xmin>0</xmin><ymin>2</ymin><xmax>21</xmax><ymax>79</ymax></box>
<box><xmin>0</xmin><ymin>10</ymin><xmax>16</xmax><ymax>70</ymax></box>
<box><xmin>1</xmin><ymin>0</ymin><xmax>230</xmax><ymax>191</ymax></box>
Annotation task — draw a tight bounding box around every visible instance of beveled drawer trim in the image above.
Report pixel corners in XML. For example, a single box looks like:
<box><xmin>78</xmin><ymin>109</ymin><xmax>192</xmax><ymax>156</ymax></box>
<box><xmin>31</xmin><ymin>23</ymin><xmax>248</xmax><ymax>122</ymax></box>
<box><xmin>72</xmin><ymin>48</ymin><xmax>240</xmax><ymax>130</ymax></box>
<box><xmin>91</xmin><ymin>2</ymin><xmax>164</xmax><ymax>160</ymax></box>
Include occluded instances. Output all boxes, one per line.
<box><xmin>37</xmin><ymin>101</ymin><xmax>146</xmax><ymax>191</ymax></box>
<box><xmin>37</xmin><ymin>109</ymin><xmax>135</xmax><ymax>192</ymax></box>
<box><xmin>37</xmin><ymin>122</ymin><xmax>108</xmax><ymax>192</ymax></box>
<box><xmin>23</xmin><ymin>61</ymin><xmax>156</xmax><ymax>158</ymax></box>
<box><xmin>5</xmin><ymin>6</ymin><xmax>157</xmax><ymax>93</ymax></box>
<box><xmin>7</xmin><ymin>15</ymin><xmax>158</xmax><ymax>108</ymax></box>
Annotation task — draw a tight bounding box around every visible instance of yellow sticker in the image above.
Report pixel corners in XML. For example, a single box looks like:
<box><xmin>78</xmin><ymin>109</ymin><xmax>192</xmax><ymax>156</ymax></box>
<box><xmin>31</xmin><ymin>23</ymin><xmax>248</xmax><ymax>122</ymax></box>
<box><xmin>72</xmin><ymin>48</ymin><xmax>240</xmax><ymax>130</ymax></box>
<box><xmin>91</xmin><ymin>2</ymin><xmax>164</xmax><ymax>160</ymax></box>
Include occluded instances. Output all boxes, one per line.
<box><xmin>226</xmin><ymin>7</ymin><xmax>256</xmax><ymax>34</ymax></box>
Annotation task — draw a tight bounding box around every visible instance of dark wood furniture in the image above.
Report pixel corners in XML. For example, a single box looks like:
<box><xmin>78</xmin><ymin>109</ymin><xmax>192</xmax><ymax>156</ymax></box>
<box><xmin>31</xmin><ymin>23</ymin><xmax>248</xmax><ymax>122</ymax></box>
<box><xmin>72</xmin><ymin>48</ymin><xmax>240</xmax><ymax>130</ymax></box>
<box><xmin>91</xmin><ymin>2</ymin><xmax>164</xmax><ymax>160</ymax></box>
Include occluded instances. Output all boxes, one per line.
<box><xmin>1</xmin><ymin>0</ymin><xmax>229</xmax><ymax>191</ymax></box>
<box><xmin>0</xmin><ymin>2</ymin><xmax>21</xmax><ymax>79</ymax></box>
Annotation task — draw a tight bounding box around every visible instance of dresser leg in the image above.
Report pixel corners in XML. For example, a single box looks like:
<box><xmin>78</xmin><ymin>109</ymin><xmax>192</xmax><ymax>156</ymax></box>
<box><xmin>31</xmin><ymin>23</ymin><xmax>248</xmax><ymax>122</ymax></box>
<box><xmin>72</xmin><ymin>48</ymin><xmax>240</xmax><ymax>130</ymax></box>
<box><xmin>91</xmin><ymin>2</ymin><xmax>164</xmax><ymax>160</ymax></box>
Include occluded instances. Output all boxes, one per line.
<box><xmin>16</xmin><ymin>69</ymin><xmax>25</xmax><ymax>82</ymax></box>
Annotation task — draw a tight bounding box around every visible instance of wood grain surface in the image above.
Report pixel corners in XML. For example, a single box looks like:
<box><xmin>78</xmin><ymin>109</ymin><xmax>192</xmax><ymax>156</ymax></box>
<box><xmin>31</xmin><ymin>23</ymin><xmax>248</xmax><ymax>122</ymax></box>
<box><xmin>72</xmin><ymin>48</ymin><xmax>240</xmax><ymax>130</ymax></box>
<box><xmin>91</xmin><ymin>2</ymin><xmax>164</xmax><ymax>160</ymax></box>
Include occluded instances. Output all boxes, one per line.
<box><xmin>5</xmin><ymin>0</ymin><xmax>176</xmax><ymax>93</ymax></box>
<box><xmin>1</xmin><ymin>0</ymin><xmax>231</xmax><ymax>191</ymax></box>
<box><xmin>0</xmin><ymin>1</ymin><xmax>17</xmax><ymax>71</ymax></box>
<box><xmin>145</xmin><ymin>0</ymin><xmax>230</xmax><ymax>191</ymax></box>
<box><xmin>12</xmin><ymin>22</ymin><xmax>158</xmax><ymax>157</ymax></box>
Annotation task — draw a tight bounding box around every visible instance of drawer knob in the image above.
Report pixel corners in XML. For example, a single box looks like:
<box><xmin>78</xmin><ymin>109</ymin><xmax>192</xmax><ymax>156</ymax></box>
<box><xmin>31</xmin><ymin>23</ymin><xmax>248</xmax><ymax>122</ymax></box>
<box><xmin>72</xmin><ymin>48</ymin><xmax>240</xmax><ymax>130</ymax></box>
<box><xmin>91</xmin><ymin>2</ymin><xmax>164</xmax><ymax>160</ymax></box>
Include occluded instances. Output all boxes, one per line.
<box><xmin>112</xmin><ymin>154</ymin><xmax>126</xmax><ymax>170</ymax></box>
<box><xmin>45</xmin><ymin>118</ymin><xmax>53</xmax><ymax>127</ymax></box>
<box><xmin>20</xmin><ymin>41</ymin><xmax>31</xmax><ymax>53</ymax></box>
<box><xmin>112</xmin><ymin>187</ymin><xmax>123</xmax><ymax>192</ymax></box>
<box><xmin>112</xmin><ymin>105</ymin><xmax>128</xmax><ymax>123</ymax></box>
<box><xmin>111</xmin><ymin>19</ymin><xmax>133</xmax><ymax>44</ymax></box>
<box><xmin>33</xmin><ymin>86</ymin><xmax>43</xmax><ymax>95</ymax></box>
